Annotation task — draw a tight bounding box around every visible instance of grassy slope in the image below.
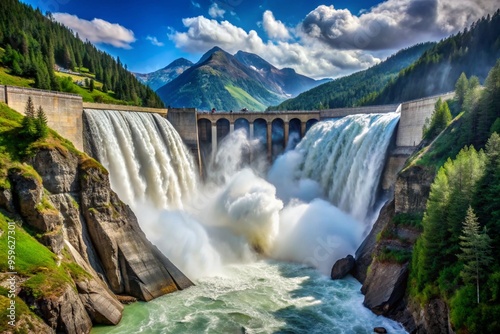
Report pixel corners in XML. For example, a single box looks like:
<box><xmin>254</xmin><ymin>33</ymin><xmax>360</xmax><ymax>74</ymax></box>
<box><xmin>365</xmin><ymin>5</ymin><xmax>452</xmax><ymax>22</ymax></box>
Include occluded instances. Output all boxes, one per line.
<box><xmin>225</xmin><ymin>85</ymin><xmax>266</xmax><ymax>111</ymax></box>
<box><xmin>0</xmin><ymin>47</ymin><xmax>129</xmax><ymax>105</ymax></box>
<box><xmin>0</xmin><ymin>103</ymin><xmax>90</xmax><ymax>327</ymax></box>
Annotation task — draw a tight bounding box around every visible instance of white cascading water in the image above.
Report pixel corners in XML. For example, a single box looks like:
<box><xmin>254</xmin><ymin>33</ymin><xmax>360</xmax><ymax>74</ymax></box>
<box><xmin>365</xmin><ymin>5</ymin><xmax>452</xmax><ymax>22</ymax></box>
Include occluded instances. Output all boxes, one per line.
<box><xmin>84</xmin><ymin>109</ymin><xmax>198</xmax><ymax>209</ymax></box>
<box><xmin>86</xmin><ymin>109</ymin><xmax>407</xmax><ymax>334</ymax></box>
<box><xmin>269</xmin><ymin>112</ymin><xmax>400</xmax><ymax>222</ymax></box>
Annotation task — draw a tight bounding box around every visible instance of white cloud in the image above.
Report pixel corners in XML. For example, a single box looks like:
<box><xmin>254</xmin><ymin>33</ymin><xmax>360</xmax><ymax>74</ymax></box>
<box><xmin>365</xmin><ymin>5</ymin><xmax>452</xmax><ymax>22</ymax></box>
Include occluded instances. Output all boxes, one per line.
<box><xmin>146</xmin><ymin>36</ymin><xmax>164</xmax><ymax>47</ymax></box>
<box><xmin>262</xmin><ymin>10</ymin><xmax>291</xmax><ymax>40</ymax></box>
<box><xmin>301</xmin><ymin>0</ymin><xmax>499</xmax><ymax>51</ymax></box>
<box><xmin>191</xmin><ymin>1</ymin><xmax>201</xmax><ymax>9</ymax></box>
<box><xmin>168</xmin><ymin>0</ymin><xmax>497</xmax><ymax>78</ymax></box>
<box><xmin>168</xmin><ymin>15</ymin><xmax>378</xmax><ymax>79</ymax></box>
<box><xmin>209</xmin><ymin>3</ymin><xmax>226</xmax><ymax>18</ymax></box>
<box><xmin>53</xmin><ymin>13</ymin><xmax>136</xmax><ymax>49</ymax></box>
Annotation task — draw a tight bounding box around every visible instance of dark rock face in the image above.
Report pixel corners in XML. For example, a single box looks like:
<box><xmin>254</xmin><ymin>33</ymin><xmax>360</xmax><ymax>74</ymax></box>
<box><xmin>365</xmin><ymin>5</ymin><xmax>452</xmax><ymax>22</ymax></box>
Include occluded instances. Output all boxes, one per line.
<box><xmin>8</xmin><ymin>169</ymin><xmax>62</xmax><ymax>233</ymax></box>
<box><xmin>0</xmin><ymin>187</ymin><xmax>15</xmax><ymax>213</ymax></box>
<box><xmin>2</xmin><ymin>147</ymin><xmax>194</xmax><ymax>332</ymax></box>
<box><xmin>20</xmin><ymin>284</ymin><xmax>93</xmax><ymax>334</ymax></box>
<box><xmin>394</xmin><ymin>165</ymin><xmax>434</xmax><ymax>213</ymax></box>
<box><xmin>79</xmin><ymin>162</ymin><xmax>193</xmax><ymax>300</ymax></box>
<box><xmin>362</xmin><ymin>262</ymin><xmax>409</xmax><ymax>315</ymax></box>
<box><xmin>331</xmin><ymin>255</ymin><xmax>355</xmax><ymax>279</ymax></box>
<box><xmin>29</xmin><ymin>148</ymin><xmax>80</xmax><ymax>194</ymax></box>
<box><xmin>76</xmin><ymin>279</ymin><xmax>123</xmax><ymax>325</ymax></box>
<box><xmin>353</xmin><ymin>200</ymin><xmax>395</xmax><ymax>283</ymax></box>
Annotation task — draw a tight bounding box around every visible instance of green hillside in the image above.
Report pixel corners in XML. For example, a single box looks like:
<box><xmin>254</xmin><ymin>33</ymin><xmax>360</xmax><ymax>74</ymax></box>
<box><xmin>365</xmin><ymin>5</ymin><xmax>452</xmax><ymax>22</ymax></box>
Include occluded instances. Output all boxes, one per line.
<box><xmin>364</xmin><ymin>10</ymin><xmax>500</xmax><ymax>105</ymax></box>
<box><xmin>405</xmin><ymin>61</ymin><xmax>500</xmax><ymax>333</ymax></box>
<box><xmin>0</xmin><ymin>0</ymin><xmax>163</xmax><ymax>107</ymax></box>
<box><xmin>0</xmin><ymin>102</ymin><xmax>92</xmax><ymax>332</ymax></box>
<box><xmin>270</xmin><ymin>43</ymin><xmax>433</xmax><ymax>111</ymax></box>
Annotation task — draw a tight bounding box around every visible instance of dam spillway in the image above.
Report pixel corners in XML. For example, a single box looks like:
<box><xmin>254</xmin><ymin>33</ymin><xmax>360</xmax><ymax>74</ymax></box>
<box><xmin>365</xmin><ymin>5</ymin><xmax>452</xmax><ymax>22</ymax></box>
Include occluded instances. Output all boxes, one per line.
<box><xmin>85</xmin><ymin>108</ymin><xmax>406</xmax><ymax>333</ymax></box>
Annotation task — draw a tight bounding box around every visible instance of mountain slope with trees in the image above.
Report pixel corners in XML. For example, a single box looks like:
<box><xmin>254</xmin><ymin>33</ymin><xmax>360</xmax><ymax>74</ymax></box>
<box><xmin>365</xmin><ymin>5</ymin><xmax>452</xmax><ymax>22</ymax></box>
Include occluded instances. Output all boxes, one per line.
<box><xmin>363</xmin><ymin>10</ymin><xmax>500</xmax><ymax>105</ymax></box>
<box><xmin>269</xmin><ymin>43</ymin><xmax>433</xmax><ymax>111</ymax></box>
<box><xmin>0</xmin><ymin>0</ymin><xmax>163</xmax><ymax>107</ymax></box>
<box><xmin>364</xmin><ymin>60</ymin><xmax>500</xmax><ymax>333</ymax></box>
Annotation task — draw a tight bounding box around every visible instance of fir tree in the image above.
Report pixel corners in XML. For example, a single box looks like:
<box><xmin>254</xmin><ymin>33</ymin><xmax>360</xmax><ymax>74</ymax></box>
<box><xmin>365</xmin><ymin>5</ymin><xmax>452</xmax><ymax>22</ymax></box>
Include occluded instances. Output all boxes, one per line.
<box><xmin>21</xmin><ymin>96</ymin><xmax>37</xmax><ymax>137</ymax></box>
<box><xmin>455</xmin><ymin>73</ymin><xmax>468</xmax><ymax>107</ymax></box>
<box><xmin>458</xmin><ymin>206</ymin><xmax>493</xmax><ymax>304</ymax></box>
<box><xmin>35</xmin><ymin>105</ymin><xmax>48</xmax><ymax>139</ymax></box>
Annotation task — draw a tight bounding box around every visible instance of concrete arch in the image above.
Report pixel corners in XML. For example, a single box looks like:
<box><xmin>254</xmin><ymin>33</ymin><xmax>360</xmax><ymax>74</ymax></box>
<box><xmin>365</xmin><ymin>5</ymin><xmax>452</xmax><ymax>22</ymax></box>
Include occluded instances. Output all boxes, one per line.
<box><xmin>288</xmin><ymin>118</ymin><xmax>302</xmax><ymax>149</ymax></box>
<box><xmin>253</xmin><ymin>118</ymin><xmax>268</xmax><ymax>143</ymax></box>
<box><xmin>197</xmin><ymin>119</ymin><xmax>212</xmax><ymax>143</ymax></box>
<box><xmin>216</xmin><ymin>118</ymin><xmax>230</xmax><ymax>142</ymax></box>
<box><xmin>271</xmin><ymin>118</ymin><xmax>285</xmax><ymax>159</ymax></box>
<box><xmin>234</xmin><ymin>118</ymin><xmax>250</xmax><ymax>136</ymax></box>
<box><xmin>306</xmin><ymin>119</ymin><xmax>319</xmax><ymax>133</ymax></box>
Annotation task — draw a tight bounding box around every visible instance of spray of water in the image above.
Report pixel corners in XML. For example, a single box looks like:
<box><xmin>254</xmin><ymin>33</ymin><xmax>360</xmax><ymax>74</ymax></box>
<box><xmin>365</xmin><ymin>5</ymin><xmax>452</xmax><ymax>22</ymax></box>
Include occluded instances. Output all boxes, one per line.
<box><xmin>84</xmin><ymin>110</ymin><xmax>399</xmax><ymax>278</ymax></box>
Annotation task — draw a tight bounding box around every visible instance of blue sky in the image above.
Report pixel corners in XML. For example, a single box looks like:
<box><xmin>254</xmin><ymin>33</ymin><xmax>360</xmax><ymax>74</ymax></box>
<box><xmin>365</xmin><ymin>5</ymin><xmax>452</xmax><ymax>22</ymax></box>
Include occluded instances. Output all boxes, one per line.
<box><xmin>19</xmin><ymin>0</ymin><xmax>499</xmax><ymax>78</ymax></box>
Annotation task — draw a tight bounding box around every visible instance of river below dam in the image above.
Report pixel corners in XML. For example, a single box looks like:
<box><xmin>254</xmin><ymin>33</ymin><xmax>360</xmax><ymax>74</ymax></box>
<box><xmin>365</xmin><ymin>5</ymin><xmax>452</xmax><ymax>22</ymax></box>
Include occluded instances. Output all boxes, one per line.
<box><xmin>92</xmin><ymin>261</ymin><xmax>406</xmax><ymax>334</ymax></box>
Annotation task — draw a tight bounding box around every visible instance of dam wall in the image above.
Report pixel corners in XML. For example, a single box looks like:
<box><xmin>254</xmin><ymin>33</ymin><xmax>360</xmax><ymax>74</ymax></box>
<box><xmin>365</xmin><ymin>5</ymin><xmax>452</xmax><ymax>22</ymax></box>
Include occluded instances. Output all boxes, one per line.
<box><xmin>1</xmin><ymin>85</ymin><xmax>84</xmax><ymax>150</ymax></box>
<box><xmin>396</xmin><ymin>92</ymin><xmax>455</xmax><ymax>147</ymax></box>
<box><xmin>167</xmin><ymin>108</ymin><xmax>202</xmax><ymax>175</ymax></box>
<box><xmin>0</xmin><ymin>85</ymin><xmax>170</xmax><ymax>152</ymax></box>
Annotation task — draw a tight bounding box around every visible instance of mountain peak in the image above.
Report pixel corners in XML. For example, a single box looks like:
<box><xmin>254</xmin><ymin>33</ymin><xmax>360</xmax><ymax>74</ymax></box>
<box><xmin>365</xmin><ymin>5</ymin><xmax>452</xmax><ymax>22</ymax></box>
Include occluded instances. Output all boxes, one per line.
<box><xmin>198</xmin><ymin>46</ymin><xmax>229</xmax><ymax>64</ymax></box>
<box><xmin>168</xmin><ymin>58</ymin><xmax>193</xmax><ymax>68</ymax></box>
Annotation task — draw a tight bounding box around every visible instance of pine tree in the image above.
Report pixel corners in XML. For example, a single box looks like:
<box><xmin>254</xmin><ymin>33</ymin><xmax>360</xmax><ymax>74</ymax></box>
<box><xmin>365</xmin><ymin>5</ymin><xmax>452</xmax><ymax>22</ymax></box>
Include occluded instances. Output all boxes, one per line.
<box><xmin>458</xmin><ymin>206</ymin><xmax>493</xmax><ymax>304</ymax></box>
<box><xmin>21</xmin><ymin>96</ymin><xmax>37</xmax><ymax>137</ymax></box>
<box><xmin>89</xmin><ymin>79</ymin><xmax>95</xmax><ymax>92</ymax></box>
<box><xmin>35</xmin><ymin>106</ymin><xmax>48</xmax><ymax>138</ymax></box>
<box><xmin>423</xmin><ymin>98</ymin><xmax>453</xmax><ymax>139</ymax></box>
<box><xmin>455</xmin><ymin>73</ymin><xmax>468</xmax><ymax>107</ymax></box>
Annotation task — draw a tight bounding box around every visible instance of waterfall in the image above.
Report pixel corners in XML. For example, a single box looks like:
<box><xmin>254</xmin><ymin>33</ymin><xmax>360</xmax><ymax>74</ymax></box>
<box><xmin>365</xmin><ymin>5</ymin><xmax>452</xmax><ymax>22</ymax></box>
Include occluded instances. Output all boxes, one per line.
<box><xmin>84</xmin><ymin>109</ymin><xmax>198</xmax><ymax>210</ymax></box>
<box><xmin>84</xmin><ymin>109</ymin><xmax>399</xmax><ymax>277</ymax></box>
<box><xmin>269</xmin><ymin>112</ymin><xmax>400</xmax><ymax>223</ymax></box>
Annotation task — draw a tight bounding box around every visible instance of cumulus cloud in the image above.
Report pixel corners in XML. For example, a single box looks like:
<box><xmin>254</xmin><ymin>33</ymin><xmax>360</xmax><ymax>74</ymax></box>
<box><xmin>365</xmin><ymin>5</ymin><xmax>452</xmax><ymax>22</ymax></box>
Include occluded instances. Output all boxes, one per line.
<box><xmin>262</xmin><ymin>10</ymin><xmax>291</xmax><ymax>40</ymax></box>
<box><xmin>168</xmin><ymin>1</ymin><xmax>495</xmax><ymax>78</ymax></box>
<box><xmin>53</xmin><ymin>13</ymin><xmax>136</xmax><ymax>49</ymax></box>
<box><xmin>169</xmin><ymin>15</ymin><xmax>378</xmax><ymax>79</ymax></box>
<box><xmin>146</xmin><ymin>35</ymin><xmax>164</xmax><ymax>47</ymax></box>
<box><xmin>209</xmin><ymin>3</ymin><xmax>226</xmax><ymax>18</ymax></box>
<box><xmin>301</xmin><ymin>0</ymin><xmax>499</xmax><ymax>51</ymax></box>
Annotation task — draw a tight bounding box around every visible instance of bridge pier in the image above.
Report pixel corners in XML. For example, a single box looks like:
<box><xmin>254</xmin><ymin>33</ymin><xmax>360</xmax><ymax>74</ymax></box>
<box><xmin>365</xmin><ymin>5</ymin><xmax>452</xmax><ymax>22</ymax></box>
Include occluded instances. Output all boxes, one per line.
<box><xmin>300</xmin><ymin>122</ymin><xmax>307</xmax><ymax>138</ymax></box>
<box><xmin>230</xmin><ymin>122</ymin><xmax>235</xmax><ymax>134</ymax></box>
<box><xmin>267</xmin><ymin>122</ymin><xmax>272</xmax><ymax>161</ymax></box>
<box><xmin>211</xmin><ymin>123</ymin><xmax>217</xmax><ymax>162</ymax></box>
<box><xmin>284</xmin><ymin>121</ymin><xmax>289</xmax><ymax>149</ymax></box>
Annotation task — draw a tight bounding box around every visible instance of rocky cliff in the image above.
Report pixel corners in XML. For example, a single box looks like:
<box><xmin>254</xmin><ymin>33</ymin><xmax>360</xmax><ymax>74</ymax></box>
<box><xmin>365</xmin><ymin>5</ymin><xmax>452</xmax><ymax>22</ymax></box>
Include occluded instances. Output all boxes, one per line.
<box><xmin>354</xmin><ymin>163</ymin><xmax>455</xmax><ymax>333</ymax></box>
<box><xmin>0</xmin><ymin>144</ymin><xmax>193</xmax><ymax>333</ymax></box>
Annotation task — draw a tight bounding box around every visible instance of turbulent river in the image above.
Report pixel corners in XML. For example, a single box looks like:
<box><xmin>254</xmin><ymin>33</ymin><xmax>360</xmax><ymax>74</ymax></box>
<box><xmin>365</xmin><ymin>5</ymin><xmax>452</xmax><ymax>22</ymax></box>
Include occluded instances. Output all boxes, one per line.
<box><xmin>84</xmin><ymin>109</ymin><xmax>406</xmax><ymax>333</ymax></box>
<box><xmin>92</xmin><ymin>261</ymin><xmax>406</xmax><ymax>334</ymax></box>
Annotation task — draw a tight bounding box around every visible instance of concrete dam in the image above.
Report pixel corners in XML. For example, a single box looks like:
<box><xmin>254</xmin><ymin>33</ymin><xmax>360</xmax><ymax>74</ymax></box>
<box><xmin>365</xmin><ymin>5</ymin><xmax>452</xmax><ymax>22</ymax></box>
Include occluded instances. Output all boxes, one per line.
<box><xmin>0</xmin><ymin>84</ymin><xmax>454</xmax><ymax>187</ymax></box>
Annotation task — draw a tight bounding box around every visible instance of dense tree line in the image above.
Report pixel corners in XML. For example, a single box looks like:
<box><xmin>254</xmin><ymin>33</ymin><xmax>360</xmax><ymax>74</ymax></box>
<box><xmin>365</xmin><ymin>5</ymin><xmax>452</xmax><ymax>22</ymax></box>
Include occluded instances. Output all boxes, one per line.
<box><xmin>0</xmin><ymin>0</ymin><xmax>163</xmax><ymax>107</ymax></box>
<box><xmin>410</xmin><ymin>61</ymin><xmax>500</xmax><ymax>333</ymax></box>
<box><xmin>364</xmin><ymin>10</ymin><xmax>500</xmax><ymax>105</ymax></box>
<box><xmin>269</xmin><ymin>43</ymin><xmax>433</xmax><ymax>111</ymax></box>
